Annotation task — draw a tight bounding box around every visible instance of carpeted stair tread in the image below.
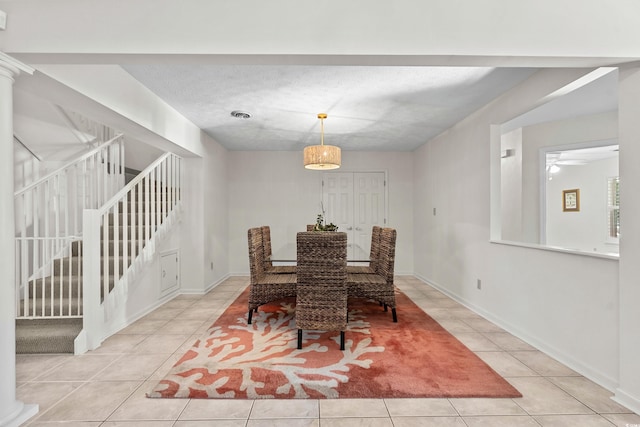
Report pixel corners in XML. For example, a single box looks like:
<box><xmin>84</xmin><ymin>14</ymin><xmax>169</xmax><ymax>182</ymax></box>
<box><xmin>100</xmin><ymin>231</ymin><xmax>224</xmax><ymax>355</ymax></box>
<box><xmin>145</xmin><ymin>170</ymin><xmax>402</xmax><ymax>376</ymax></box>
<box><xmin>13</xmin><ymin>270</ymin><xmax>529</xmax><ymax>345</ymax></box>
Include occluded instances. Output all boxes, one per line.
<box><xmin>16</xmin><ymin>318</ymin><xmax>83</xmax><ymax>354</ymax></box>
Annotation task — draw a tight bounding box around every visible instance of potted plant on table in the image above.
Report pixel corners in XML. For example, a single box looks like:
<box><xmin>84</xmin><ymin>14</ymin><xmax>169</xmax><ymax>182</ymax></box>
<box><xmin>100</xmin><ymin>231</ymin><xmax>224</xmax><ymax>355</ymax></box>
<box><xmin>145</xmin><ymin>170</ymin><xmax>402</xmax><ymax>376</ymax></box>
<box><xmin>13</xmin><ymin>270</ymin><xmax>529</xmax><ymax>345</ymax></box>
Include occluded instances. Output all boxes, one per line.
<box><xmin>314</xmin><ymin>213</ymin><xmax>338</xmax><ymax>231</ymax></box>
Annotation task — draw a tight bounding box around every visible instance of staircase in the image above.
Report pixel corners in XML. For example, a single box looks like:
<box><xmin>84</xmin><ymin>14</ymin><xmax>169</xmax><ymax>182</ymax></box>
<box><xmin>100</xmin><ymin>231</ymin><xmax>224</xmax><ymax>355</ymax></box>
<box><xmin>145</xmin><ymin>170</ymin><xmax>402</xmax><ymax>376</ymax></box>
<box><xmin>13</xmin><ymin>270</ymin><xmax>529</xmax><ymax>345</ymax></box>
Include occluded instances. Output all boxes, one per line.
<box><xmin>15</xmin><ymin>186</ymin><xmax>148</xmax><ymax>354</ymax></box>
<box><xmin>15</xmin><ymin>143</ymin><xmax>182</xmax><ymax>354</ymax></box>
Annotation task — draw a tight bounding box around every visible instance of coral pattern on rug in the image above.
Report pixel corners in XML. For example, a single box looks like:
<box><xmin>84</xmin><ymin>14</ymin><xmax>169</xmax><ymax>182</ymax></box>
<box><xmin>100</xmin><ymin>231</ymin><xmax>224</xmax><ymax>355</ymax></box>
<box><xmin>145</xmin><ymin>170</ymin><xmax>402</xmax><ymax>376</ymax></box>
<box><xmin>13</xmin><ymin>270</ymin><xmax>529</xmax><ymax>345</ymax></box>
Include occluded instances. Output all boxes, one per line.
<box><xmin>147</xmin><ymin>287</ymin><xmax>522</xmax><ymax>399</ymax></box>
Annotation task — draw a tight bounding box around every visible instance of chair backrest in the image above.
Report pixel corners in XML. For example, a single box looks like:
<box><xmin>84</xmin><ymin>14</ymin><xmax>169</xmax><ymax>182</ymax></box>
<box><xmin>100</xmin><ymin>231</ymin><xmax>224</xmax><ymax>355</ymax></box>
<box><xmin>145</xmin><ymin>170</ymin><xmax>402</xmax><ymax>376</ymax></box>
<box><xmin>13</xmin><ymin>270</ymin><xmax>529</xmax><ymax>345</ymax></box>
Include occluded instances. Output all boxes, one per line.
<box><xmin>247</xmin><ymin>227</ymin><xmax>266</xmax><ymax>283</ymax></box>
<box><xmin>377</xmin><ymin>227</ymin><xmax>397</xmax><ymax>283</ymax></box>
<box><xmin>369</xmin><ymin>225</ymin><xmax>382</xmax><ymax>272</ymax></box>
<box><xmin>306</xmin><ymin>224</ymin><xmax>315</xmax><ymax>231</ymax></box>
<box><xmin>296</xmin><ymin>231</ymin><xmax>347</xmax><ymax>286</ymax></box>
<box><xmin>261</xmin><ymin>225</ymin><xmax>273</xmax><ymax>267</ymax></box>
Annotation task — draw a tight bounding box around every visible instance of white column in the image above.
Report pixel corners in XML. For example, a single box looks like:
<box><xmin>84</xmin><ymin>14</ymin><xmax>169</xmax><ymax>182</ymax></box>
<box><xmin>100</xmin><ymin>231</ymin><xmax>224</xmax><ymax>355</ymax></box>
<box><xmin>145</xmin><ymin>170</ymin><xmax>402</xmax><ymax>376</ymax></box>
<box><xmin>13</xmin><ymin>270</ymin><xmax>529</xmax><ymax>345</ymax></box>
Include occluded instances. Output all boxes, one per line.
<box><xmin>0</xmin><ymin>52</ymin><xmax>37</xmax><ymax>427</ymax></box>
<box><xmin>615</xmin><ymin>64</ymin><xmax>640</xmax><ymax>415</ymax></box>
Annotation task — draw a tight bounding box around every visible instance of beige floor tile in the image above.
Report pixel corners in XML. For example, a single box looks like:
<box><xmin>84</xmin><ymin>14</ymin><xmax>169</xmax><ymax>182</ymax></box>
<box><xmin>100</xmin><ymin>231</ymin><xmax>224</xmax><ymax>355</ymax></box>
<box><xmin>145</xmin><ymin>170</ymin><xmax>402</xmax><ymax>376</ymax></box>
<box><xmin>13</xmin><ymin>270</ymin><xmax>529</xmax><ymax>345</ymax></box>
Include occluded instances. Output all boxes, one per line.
<box><xmin>482</xmin><ymin>332</ymin><xmax>536</xmax><ymax>351</ymax></box>
<box><xmin>180</xmin><ymin>307</ymin><xmax>220</xmax><ymax>320</ymax></box>
<box><xmin>175</xmin><ymin>421</ymin><xmax>248</xmax><ymax>427</ymax></box>
<box><xmin>508</xmin><ymin>377</ymin><xmax>594</xmax><ymax>415</ymax></box>
<box><xmin>535</xmin><ymin>414</ymin><xmax>619</xmax><ymax>426</ymax></box>
<box><xmin>449</xmin><ymin>398</ymin><xmax>527</xmax><ymax>416</ymax></box>
<box><xmin>179</xmin><ymin>399</ymin><xmax>254</xmax><ymax>420</ymax></box>
<box><xmin>98</xmin><ymin>353</ymin><xmax>171</xmax><ymax>381</ymax></box>
<box><xmin>117</xmin><ymin>319</ymin><xmax>170</xmax><ymax>335</ymax></box>
<box><xmin>172</xmin><ymin>420</ymin><xmax>247</xmax><ymax>427</ymax></box>
<box><xmin>449</xmin><ymin>333</ymin><xmax>501</xmax><ymax>351</ymax></box>
<box><xmin>461</xmin><ymin>317</ymin><xmax>504</xmax><ymax>333</ymax></box>
<box><xmin>17</xmin><ymin>381</ymin><xmax>83</xmax><ymax>415</ymax></box>
<box><xmin>246</xmin><ymin>419</ymin><xmax>319</xmax><ymax>427</ymax></box>
<box><xmin>320</xmin><ymin>398</ymin><xmax>389</xmax><ymax>418</ymax></box>
<box><xmin>101</xmin><ymin>422</ymin><xmax>175</xmax><ymax>427</ymax></box>
<box><xmin>28</xmin><ymin>422</ymin><xmax>102</xmax><ymax>427</ymax></box>
<box><xmin>36</xmin><ymin>381</ymin><xmax>141</xmax><ymax>421</ymax></box>
<box><xmin>510</xmin><ymin>351</ymin><xmax>580</xmax><ymax>377</ymax></box>
<box><xmin>320</xmin><ymin>418</ymin><xmax>394</xmax><ymax>427</ymax></box>
<box><xmin>602</xmin><ymin>412</ymin><xmax>640</xmax><ymax>426</ymax></box>
<box><xmin>435</xmin><ymin>319</ymin><xmax>476</xmax><ymax>333</ymax></box>
<box><xmin>383</xmin><ymin>398</ymin><xmax>457</xmax><ymax>417</ymax></box>
<box><xmin>87</xmin><ymin>334</ymin><xmax>147</xmax><ymax>354</ymax></box>
<box><xmin>391</xmin><ymin>417</ymin><xmax>467</xmax><ymax>427</ymax></box>
<box><xmin>16</xmin><ymin>354</ymin><xmax>71</xmax><ymax>382</ymax></box>
<box><xmin>250</xmin><ymin>399</ymin><xmax>319</xmax><ymax>419</ymax></box>
<box><xmin>548</xmin><ymin>376</ymin><xmax>632</xmax><ymax>414</ymax></box>
<box><xmin>107</xmin><ymin>381</ymin><xmax>189</xmax><ymax>421</ymax></box>
<box><xmin>37</xmin><ymin>354</ymin><xmax>121</xmax><ymax>381</ymax></box>
<box><xmin>148</xmin><ymin>353</ymin><xmax>183</xmax><ymax>380</ymax></box>
<box><xmin>155</xmin><ymin>318</ymin><xmax>208</xmax><ymax>334</ymax></box>
<box><xmin>142</xmin><ymin>307</ymin><xmax>186</xmax><ymax>321</ymax></box>
<box><xmin>132</xmin><ymin>333</ymin><xmax>192</xmax><ymax>354</ymax></box>
<box><xmin>475</xmin><ymin>352</ymin><xmax>539</xmax><ymax>377</ymax></box>
<box><xmin>462</xmin><ymin>415</ymin><xmax>540</xmax><ymax>426</ymax></box>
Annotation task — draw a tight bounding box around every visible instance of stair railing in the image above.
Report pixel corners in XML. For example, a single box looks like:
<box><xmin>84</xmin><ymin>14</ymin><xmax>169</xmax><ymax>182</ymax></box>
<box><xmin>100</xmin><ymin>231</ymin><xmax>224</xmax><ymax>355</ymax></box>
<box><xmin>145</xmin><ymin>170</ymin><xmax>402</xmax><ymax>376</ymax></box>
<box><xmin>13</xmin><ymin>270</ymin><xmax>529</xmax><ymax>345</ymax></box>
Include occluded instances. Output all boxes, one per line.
<box><xmin>14</xmin><ymin>134</ymin><xmax>125</xmax><ymax>320</ymax></box>
<box><xmin>78</xmin><ymin>152</ymin><xmax>182</xmax><ymax>352</ymax></box>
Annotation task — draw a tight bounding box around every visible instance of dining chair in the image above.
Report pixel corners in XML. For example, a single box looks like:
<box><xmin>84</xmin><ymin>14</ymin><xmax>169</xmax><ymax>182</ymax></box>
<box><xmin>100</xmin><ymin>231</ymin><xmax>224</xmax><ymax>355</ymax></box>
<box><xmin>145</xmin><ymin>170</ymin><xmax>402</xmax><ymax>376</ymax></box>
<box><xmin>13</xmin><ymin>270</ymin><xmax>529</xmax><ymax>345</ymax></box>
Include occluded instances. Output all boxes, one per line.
<box><xmin>346</xmin><ymin>225</ymin><xmax>382</xmax><ymax>274</ymax></box>
<box><xmin>261</xmin><ymin>225</ymin><xmax>296</xmax><ymax>274</ymax></box>
<box><xmin>247</xmin><ymin>227</ymin><xmax>297</xmax><ymax>324</ymax></box>
<box><xmin>296</xmin><ymin>231</ymin><xmax>348</xmax><ymax>350</ymax></box>
<box><xmin>306</xmin><ymin>224</ymin><xmax>315</xmax><ymax>231</ymax></box>
<box><xmin>346</xmin><ymin>227</ymin><xmax>397</xmax><ymax>322</ymax></box>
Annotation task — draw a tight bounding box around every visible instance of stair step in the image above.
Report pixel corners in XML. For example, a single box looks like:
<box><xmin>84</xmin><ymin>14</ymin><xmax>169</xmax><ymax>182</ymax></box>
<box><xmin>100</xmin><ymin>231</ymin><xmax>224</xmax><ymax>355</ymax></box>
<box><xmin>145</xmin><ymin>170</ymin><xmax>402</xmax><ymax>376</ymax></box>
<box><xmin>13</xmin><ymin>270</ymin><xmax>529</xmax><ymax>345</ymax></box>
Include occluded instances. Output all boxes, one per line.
<box><xmin>72</xmin><ymin>240</ymin><xmax>144</xmax><ymax>257</ymax></box>
<box><xmin>53</xmin><ymin>255</ymin><xmax>135</xmax><ymax>275</ymax></box>
<box><xmin>16</xmin><ymin>318</ymin><xmax>83</xmax><ymax>354</ymax></box>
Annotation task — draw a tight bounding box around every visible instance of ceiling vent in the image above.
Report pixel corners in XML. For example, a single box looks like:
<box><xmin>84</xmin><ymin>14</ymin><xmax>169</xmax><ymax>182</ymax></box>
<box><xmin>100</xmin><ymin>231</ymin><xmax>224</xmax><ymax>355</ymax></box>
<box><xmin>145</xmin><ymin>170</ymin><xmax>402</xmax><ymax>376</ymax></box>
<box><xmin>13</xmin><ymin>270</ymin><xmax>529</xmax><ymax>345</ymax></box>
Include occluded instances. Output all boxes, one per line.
<box><xmin>230</xmin><ymin>110</ymin><xmax>251</xmax><ymax>119</ymax></box>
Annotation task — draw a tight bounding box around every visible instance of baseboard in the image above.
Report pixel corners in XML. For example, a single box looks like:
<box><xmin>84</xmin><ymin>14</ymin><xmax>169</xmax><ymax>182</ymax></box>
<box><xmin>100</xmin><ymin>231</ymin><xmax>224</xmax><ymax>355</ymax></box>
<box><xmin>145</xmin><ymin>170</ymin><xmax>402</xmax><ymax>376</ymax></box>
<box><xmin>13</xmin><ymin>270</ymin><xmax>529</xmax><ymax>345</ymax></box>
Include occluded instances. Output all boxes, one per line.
<box><xmin>0</xmin><ymin>402</ymin><xmax>38</xmax><ymax>427</ymax></box>
<box><xmin>613</xmin><ymin>388</ymin><xmax>640</xmax><ymax>416</ymax></box>
<box><xmin>413</xmin><ymin>273</ymin><xmax>620</xmax><ymax>394</ymax></box>
<box><xmin>179</xmin><ymin>274</ymin><xmax>233</xmax><ymax>295</ymax></box>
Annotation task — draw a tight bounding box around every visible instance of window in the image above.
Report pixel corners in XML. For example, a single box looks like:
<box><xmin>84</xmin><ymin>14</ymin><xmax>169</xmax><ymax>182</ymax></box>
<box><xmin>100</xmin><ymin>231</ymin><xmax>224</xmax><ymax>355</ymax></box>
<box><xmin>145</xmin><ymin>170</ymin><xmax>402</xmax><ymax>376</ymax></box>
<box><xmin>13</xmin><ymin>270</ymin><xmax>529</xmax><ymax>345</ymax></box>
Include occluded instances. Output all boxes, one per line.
<box><xmin>607</xmin><ymin>176</ymin><xmax>620</xmax><ymax>242</ymax></box>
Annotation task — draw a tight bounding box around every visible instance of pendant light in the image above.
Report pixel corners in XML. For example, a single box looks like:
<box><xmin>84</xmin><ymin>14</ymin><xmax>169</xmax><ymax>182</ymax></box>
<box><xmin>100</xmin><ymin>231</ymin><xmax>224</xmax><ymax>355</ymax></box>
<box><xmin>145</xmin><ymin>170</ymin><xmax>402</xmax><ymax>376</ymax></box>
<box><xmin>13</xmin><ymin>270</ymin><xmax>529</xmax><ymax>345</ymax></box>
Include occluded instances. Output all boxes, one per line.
<box><xmin>303</xmin><ymin>113</ymin><xmax>341</xmax><ymax>170</ymax></box>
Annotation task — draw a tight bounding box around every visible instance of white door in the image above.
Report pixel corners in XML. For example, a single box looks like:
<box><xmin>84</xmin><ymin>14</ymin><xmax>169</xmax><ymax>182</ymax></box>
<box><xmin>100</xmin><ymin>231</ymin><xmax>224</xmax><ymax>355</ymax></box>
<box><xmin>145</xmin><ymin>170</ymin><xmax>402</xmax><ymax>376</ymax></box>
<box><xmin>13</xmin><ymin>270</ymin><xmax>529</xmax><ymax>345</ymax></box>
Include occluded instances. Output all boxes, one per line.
<box><xmin>322</xmin><ymin>172</ymin><xmax>386</xmax><ymax>259</ymax></box>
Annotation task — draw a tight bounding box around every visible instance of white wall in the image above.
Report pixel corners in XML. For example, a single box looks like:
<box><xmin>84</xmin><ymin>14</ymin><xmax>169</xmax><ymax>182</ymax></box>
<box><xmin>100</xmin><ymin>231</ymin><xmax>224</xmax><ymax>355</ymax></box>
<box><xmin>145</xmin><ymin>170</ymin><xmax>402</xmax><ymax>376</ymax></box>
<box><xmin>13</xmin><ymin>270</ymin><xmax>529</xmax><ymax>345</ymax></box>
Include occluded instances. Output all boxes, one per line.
<box><xmin>414</xmin><ymin>68</ymin><xmax>621</xmax><ymax>393</ymax></box>
<box><xmin>546</xmin><ymin>157</ymin><xmax>618</xmax><ymax>254</ymax></box>
<box><xmin>227</xmin><ymin>150</ymin><xmax>413</xmax><ymax>275</ymax></box>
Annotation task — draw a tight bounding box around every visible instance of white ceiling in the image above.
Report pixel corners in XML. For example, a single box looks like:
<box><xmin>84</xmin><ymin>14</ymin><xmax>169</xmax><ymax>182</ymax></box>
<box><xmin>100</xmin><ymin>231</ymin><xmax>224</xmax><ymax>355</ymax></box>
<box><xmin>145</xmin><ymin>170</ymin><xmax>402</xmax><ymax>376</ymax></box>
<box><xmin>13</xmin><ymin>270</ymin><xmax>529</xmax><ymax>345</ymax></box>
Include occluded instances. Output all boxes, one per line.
<box><xmin>122</xmin><ymin>65</ymin><xmax>538</xmax><ymax>152</ymax></box>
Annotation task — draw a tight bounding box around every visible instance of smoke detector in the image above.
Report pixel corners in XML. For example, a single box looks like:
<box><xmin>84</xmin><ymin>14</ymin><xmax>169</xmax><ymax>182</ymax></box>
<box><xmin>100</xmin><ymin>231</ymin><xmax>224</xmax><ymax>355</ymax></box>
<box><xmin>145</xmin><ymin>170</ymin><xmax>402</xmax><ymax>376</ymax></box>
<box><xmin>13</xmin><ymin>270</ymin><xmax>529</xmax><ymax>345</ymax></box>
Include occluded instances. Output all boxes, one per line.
<box><xmin>230</xmin><ymin>110</ymin><xmax>251</xmax><ymax>119</ymax></box>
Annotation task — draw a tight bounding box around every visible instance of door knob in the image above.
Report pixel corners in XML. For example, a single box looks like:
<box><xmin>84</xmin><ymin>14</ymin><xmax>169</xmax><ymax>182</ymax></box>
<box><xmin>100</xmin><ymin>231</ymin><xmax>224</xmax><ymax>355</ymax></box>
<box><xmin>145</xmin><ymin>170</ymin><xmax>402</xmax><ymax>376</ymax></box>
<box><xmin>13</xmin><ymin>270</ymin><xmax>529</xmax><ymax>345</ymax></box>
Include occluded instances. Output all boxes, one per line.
<box><xmin>355</xmin><ymin>227</ymin><xmax>362</xmax><ymax>231</ymax></box>
<box><xmin>346</xmin><ymin>226</ymin><xmax>353</xmax><ymax>230</ymax></box>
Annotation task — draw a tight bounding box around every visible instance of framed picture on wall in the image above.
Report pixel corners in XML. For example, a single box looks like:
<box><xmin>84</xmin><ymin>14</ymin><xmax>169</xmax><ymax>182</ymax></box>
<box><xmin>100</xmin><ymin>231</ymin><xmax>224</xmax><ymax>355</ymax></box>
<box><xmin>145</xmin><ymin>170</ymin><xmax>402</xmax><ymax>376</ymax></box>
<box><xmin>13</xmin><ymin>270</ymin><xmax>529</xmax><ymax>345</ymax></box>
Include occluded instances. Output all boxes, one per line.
<box><xmin>563</xmin><ymin>189</ymin><xmax>580</xmax><ymax>212</ymax></box>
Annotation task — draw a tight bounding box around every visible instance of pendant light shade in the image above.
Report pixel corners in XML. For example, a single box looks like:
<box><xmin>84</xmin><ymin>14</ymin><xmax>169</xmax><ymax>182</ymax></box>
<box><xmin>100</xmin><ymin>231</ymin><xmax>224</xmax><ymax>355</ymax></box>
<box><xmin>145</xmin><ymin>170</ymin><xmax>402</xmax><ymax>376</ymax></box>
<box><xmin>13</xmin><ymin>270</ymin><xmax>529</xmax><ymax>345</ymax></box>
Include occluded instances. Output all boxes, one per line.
<box><xmin>303</xmin><ymin>113</ymin><xmax>341</xmax><ymax>170</ymax></box>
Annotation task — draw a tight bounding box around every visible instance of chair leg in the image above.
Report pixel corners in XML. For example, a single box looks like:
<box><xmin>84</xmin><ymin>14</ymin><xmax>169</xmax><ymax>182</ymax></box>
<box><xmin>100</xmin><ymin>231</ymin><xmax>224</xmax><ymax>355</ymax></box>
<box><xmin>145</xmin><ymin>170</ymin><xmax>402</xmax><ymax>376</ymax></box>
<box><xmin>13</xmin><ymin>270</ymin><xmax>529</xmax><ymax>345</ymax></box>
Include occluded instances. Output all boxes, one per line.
<box><xmin>340</xmin><ymin>331</ymin><xmax>345</xmax><ymax>350</ymax></box>
<box><xmin>248</xmin><ymin>309</ymin><xmax>253</xmax><ymax>324</ymax></box>
<box><xmin>392</xmin><ymin>307</ymin><xmax>397</xmax><ymax>323</ymax></box>
<box><xmin>297</xmin><ymin>329</ymin><xmax>303</xmax><ymax>349</ymax></box>
<box><xmin>383</xmin><ymin>303</ymin><xmax>388</xmax><ymax>312</ymax></box>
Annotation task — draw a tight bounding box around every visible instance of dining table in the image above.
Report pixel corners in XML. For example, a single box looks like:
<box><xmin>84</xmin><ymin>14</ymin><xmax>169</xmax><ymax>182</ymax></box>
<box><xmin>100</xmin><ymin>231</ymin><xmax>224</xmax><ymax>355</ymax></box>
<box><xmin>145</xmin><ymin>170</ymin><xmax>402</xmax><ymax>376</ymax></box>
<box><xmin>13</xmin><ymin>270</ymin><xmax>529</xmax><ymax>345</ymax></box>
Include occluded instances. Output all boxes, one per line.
<box><xmin>269</xmin><ymin>242</ymin><xmax>370</xmax><ymax>264</ymax></box>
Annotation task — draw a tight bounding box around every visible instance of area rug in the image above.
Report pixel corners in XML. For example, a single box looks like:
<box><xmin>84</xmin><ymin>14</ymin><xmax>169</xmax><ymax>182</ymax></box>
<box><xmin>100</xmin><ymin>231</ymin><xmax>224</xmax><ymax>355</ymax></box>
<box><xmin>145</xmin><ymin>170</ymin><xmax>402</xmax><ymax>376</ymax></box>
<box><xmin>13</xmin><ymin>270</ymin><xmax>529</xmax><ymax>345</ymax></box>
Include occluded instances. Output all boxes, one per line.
<box><xmin>147</xmin><ymin>287</ymin><xmax>521</xmax><ymax>399</ymax></box>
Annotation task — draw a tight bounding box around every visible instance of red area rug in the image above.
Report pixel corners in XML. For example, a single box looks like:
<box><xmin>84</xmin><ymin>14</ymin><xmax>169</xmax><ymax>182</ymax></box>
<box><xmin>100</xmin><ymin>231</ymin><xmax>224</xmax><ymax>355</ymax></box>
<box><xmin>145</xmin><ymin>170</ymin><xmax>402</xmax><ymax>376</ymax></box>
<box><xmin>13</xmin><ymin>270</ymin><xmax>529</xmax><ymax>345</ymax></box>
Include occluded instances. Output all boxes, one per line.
<box><xmin>147</xmin><ymin>287</ymin><xmax>521</xmax><ymax>399</ymax></box>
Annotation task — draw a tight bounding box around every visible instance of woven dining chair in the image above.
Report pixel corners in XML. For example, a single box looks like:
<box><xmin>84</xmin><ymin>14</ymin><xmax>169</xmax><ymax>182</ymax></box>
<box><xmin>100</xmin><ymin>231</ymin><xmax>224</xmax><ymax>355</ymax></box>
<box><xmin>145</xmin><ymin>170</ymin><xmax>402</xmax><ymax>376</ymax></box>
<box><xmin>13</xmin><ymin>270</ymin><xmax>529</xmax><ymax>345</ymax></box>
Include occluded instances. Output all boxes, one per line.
<box><xmin>296</xmin><ymin>231</ymin><xmax>348</xmax><ymax>350</ymax></box>
<box><xmin>346</xmin><ymin>225</ymin><xmax>382</xmax><ymax>274</ymax></box>
<box><xmin>247</xmin><ymin>227</ymin><xmax>297</xmax><ymax>324</ymax></box>
<box><xmin>346</xmin><ymin>227</ymin><xmax>397</xmax><ymax>322</ymax></box>
<box><xmin>306</xmin><ymin>224</ymin><xmax>315</xmax><ymax>231</ymax></box>
<box><xmin>261</xmin><ymin>225</ymin><xmax>296</xmax><ymax>274</ymax></box>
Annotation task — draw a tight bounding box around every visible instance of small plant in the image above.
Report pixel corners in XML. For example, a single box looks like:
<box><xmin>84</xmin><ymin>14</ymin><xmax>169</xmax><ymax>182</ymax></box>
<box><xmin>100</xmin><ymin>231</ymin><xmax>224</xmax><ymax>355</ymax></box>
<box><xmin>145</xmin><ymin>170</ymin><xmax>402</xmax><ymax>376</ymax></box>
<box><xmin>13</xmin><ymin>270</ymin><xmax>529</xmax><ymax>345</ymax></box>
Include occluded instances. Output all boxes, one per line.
<box><xmin>314</xmin><ymin>213</ymin><xmax>338</xmax><ymax>231</ymax></box>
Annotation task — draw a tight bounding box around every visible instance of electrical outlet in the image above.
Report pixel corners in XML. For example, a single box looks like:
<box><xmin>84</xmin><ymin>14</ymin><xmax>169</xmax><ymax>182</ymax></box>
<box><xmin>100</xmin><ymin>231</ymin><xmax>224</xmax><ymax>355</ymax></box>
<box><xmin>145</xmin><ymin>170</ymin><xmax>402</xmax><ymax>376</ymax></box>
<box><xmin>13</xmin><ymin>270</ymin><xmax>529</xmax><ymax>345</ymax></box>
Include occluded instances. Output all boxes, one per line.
<box><xmin>477</xmin><ymin>279</ymin><xmax>482</xmax><ymax>290</ymax></box>
<box><xmin>210</xmin><ymin>262</ymin><xmax>214</xmax><ymax>270</ymax></box>
<box><xmin>433</xmin><ymin>207</ymin><xmax>436</xmax><ymax>216</ymax></box>
<box><xmin>0</xmin><ymin>10</ymin><xmax>6</xmax><ymax>31</ymax></box>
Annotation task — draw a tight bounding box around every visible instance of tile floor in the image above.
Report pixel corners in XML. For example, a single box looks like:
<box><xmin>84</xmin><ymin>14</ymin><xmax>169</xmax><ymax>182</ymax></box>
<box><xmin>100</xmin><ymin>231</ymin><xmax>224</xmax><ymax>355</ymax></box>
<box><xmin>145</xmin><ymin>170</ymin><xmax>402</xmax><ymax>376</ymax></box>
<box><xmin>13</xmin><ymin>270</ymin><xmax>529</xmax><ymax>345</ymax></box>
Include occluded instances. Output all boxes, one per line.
<box><xmin>16</xmin><ymin>276</ymin><xmax>640</xmax><ymax>427</ymax></box>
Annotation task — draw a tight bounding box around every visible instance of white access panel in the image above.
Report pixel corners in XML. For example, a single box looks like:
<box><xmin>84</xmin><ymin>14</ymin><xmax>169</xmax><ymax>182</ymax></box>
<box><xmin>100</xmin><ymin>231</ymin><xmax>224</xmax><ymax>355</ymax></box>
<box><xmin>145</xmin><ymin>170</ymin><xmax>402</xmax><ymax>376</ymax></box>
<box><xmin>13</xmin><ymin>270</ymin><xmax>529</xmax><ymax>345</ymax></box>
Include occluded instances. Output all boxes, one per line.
<box><xmin>160</xmin><ymin>250</ymin><xmax>179</xmax><ymax>296</ymax></box>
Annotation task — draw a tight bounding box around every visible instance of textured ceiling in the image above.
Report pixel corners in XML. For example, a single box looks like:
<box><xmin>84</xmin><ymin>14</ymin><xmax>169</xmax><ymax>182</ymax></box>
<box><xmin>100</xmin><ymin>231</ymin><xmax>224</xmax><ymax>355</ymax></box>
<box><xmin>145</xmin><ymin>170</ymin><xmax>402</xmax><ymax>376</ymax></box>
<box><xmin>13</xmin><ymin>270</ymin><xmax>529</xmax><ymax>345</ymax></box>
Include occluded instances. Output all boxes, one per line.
<box><xmin>122</xmin><ymin>65</ymin><xmax>537</xmax><ymax>152</ymax></box>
